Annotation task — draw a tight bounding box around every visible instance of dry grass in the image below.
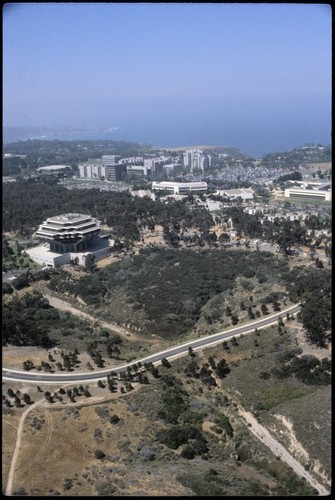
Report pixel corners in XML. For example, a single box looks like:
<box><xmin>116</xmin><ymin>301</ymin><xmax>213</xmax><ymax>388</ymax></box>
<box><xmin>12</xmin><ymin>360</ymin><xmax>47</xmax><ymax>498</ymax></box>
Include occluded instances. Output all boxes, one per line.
<box><xmin>2</xmin><ymin>313</ymin><xmax>330</xmax><ymax>495</ymax></box>
<box><xmin>3</xmin><ymin>390</ymin><xmax>192</xmax><ymax>496</ymax></box>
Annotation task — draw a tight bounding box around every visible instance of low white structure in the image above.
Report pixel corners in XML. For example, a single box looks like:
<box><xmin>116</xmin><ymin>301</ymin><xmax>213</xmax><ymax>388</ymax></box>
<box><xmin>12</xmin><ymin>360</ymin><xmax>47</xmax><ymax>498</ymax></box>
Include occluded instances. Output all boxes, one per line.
<box><xmin>131</xmin><ymin>190</ymin><xmax>155</xmax><ymax>200</ymax></box>
<box><xmin>284</xmin><ymin>187</ymin><xmax>331</xmax><ymax>202</ymax></box>
<box><xmin>219</xmin><ymin>188</ymin><xmax>254</xmax><ymax>200</ymax></box>
<box><xmin>26</xmin><ymin>237</ymin><xmax>112</xmax><ymax>268</ymax></box>
<box><xmin>26</xmin><ymin>244</ymin><xmax>72</xmax><ymax>267</ymax></box>
<box><xmin>206</xmin><ymin>200</ymin><xmax>222</xmax><ymax>211</ymax></box>
<box><xmin>151</xmin><ymin>181</ymin><xmax>207</xmax><ymax>194</ymax></box>
<box><xmin>37</xmin><ymin>165</ymin><xmax>71</xmax><ymax>174</ymax></box>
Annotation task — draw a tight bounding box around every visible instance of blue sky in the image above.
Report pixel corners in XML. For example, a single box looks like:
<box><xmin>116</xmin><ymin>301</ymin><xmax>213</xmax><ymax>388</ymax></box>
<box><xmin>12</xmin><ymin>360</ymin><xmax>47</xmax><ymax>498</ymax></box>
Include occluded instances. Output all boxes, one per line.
<box><xmin>3</xmin><ymin>3</ymin><xmax>331</xmax><ymax>155</ymax></box>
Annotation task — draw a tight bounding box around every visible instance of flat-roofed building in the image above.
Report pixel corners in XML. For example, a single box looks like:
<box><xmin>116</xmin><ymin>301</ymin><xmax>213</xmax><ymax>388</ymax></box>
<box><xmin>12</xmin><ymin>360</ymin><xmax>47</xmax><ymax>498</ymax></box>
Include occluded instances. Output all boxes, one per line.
<box><xmin>36</xmin><ymin>165</ymin><xmax>71</xmax><ymax>175</ymax></box>
<box><xmin>183</xmin><ymin>149</ymin><xmax>211</xmax><ymax>172</ymax></box>
<box><xmin>151</xmin><ymin>181</ymin><xmax>207</xmax><ymax>194</ymax></box>
<box><xmin>25</xmin><ymin>245</ymin><xmax>73</xmax><ymax>267</ymax></box>
<box><xmin>104</xmin><ymin>164</ymin><xmax>126</xmax><ymax>181</ymax></box>
<box><xmin>127</xmin><ymin>165</ymin><xmax>150</xmax><ymax>178</ymax></box>
<box><xmin>3</xmin><ymin>154</ymin><xmax>26</xmax><ymax>167</ymax></box>
<box><xmin>118</xmin><ymin>156</ymin><xmax>143</xmax><ymax>166</ymax></box>
<box><xmin>26</xmin><ymin>237</ymin><xmax>112</xmax><ymax>268</ymax></box>
<box><xmin>131</xmin><ymin>189</ymin><xmax>155</xmax><ymax>200</ymax></box>
<box><xmin>206</xmin><ymin>200</ymin><xmax>222</xmax><ymax>211</ymax></box>
<box><xmin>285</xmin><ymin>188</ymin><xmax>331</xmax><ymax>202</ymax></box>
<box><xmin>101</xmin><ymin>154</ymin><xmax>121</xmax><ymax>166</ymax></box>
<box><xmin>219</xmin><ymin>188</ymin><xmax>254</xmax><ymax>200</ymax></box>
<box><xmin>78</xmin><ymin>163</ymin><xmax>105</xmax><ymax>179</ymax></box>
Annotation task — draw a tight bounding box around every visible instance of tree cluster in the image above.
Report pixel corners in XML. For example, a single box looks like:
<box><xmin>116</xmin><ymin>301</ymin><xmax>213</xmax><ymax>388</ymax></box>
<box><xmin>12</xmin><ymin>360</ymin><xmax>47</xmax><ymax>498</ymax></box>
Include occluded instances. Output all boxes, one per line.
<box><xmin>3</xmin><ymin>292</ymin><xmax>55</xmax><ymax>347</ymax></box>
<box><xmin>272</xmin><ymin>355</ymin><xmax>331</xmax><ymax>385</ymax></box>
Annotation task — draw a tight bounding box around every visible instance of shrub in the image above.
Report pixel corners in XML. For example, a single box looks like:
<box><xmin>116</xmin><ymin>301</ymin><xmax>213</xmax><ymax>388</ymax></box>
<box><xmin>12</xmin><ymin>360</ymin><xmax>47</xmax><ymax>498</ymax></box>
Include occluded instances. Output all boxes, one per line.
<box><xmin>94</xmin><ymin>449</ymin><xmax>106</xmax><ymax>460</ymax></box>
<box><xmin>139</xmin><ymin>446</ymin><xmax>155</xmax><ymax>461</ymax></box>
<box><xmin>110</xmin><ymin>414</ymin><xmax>120</xmax><ymax>424</ymax></box>
<box><xmin>181</xmin><ymin>445</ymin><xmax>195</xmax><ymax>459</ymax></box>
<box><xmin>216</xmin><ymin>359</ymin><xmax>230</xmax><ymax>378</ymax></box>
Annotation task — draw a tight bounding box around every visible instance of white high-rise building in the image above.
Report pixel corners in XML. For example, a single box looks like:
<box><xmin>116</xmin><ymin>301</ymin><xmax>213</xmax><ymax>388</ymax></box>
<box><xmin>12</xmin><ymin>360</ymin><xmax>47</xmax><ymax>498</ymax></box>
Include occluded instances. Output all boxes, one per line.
<box><xmin>78</xmin><ymin>163</ymin><xmax>106</xmax><ymax>179</ymax></box>
<box><xmin>183</xmin><ymin>149</ymin><xmax>210</xmax><ymax>172</ymax></box>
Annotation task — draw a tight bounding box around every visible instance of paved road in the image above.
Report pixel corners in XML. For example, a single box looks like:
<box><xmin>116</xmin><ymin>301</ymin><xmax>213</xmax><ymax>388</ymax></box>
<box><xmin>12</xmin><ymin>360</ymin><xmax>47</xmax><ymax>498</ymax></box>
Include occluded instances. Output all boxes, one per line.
<box><xmin>4</xmin><ymin>301</ymin><xmax>330</xmax><ymax>496</ymax></box>
<box><xmin>2</xmin><ymin>303</ymin><xmax>300</xmax><ymax>385</ymax></box>
<box><xmin>238</xmin><ymin>405</ymin><xmax>330</xmax><ymax>496</ymax></box>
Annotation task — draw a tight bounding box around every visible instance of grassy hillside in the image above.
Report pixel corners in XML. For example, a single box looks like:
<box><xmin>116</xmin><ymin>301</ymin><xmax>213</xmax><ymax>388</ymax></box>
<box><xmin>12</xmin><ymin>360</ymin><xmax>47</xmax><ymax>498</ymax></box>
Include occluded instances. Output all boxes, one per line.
<box><xmin>3</xmin><ymin>320</ymin><xmax>330</xmax><ymax>496</ymax></box>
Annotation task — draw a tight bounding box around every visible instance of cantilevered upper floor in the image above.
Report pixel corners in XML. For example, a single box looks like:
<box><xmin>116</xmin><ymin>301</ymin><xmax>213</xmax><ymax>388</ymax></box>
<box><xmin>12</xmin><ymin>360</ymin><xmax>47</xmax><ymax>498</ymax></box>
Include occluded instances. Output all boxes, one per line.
<box><xmin>35</xmin><ymin>213</ymin><xmax>101</xmax><ymax>252</ymax></box>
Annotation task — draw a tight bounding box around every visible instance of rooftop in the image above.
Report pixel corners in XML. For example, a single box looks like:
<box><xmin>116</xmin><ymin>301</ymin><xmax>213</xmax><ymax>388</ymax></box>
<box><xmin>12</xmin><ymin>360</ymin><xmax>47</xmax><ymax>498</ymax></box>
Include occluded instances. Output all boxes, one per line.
<box><xmin>47</xmin><ymin>213</ymin><xmax>91</xmax><ymax>223</ymax></box>
<box><xmin>37</xmin><ymin>165</ymin><xmax>71</xmax><ymax>171</ymax></box>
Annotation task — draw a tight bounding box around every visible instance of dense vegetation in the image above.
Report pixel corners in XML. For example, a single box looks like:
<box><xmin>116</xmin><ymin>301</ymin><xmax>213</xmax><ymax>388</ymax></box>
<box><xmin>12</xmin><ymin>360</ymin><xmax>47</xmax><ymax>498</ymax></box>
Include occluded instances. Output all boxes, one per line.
<box><xmin>261</xmin><ymin>144</ymin><xmax>331</xmax><ymax>168</ymax></box>
<box><xmin>46</xmin><ymin>246</ymin><xmax>331</xmax><ymax>347</ymax></box>
<box><xmin>3</xmin><ymin>292</ymin><xmax>56</xmax><ymax>347</ymax></box>
<box><xmin>223</xmin><ymin>206</ymin><xmax>331</xmax><ymax>255</ymax></box>
<box><xmin>272</xmin><ymin>355</ymin><xmax>331</xmax><ymax>385</ymax></box>
<box><xmin>287</xmin><ymin>268</ymin><xmax>331</xmax><ymax>347</ymax></box>
<box><xmin>2</xmin><ymin>291</ymin><xmax>93</xmax><ymax>348</ymax></box>
<box><xmin>3</xmin><ymin>180</ymin><xmax>213</xmax><ymax>241</ymax></box>
<box><xmin>126</xmin><ymin>334</ymin><xmax>324</xmax><ymax>496</ymax></box>
<box><xmin>48</xmin><ymin>246</ymin><xmax>292</xmax><ymax>338</ymax></box>
<box><xmin>3</xmin><ymin>138</ymin><xmax>151</xmax><ymax>172</ymax></box>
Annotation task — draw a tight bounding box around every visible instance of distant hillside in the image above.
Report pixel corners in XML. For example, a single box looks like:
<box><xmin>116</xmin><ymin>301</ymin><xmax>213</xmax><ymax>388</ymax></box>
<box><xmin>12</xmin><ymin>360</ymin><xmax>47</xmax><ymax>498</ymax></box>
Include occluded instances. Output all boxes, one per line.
<box><xmin>261</xmin><ymin>144</ymin><xmax>331</xmax><ymax>165</ymax></box>
<box><xmin>158</xmin><ymin>144</ymin><xmax>254</xmax><ymax>160</ymax></box>
<box><xmin>3</xmin><ymin>127</ymin><xmax>151</xmax><ymax>151</ymax></box>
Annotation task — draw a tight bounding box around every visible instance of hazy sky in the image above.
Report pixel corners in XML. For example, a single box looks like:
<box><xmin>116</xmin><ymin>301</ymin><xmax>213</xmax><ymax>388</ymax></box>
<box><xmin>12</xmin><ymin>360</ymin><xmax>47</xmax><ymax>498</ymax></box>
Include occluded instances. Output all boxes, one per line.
<box><xmin>3</xmin><ymin>3</ymin><xmax>331</xmax><ymax>155</ymax></box>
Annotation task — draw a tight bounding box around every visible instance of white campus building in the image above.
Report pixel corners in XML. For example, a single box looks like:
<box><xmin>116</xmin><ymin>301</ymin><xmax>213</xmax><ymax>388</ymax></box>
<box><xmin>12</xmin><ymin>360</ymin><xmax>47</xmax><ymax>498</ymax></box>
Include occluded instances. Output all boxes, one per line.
<box><xmin>151</xmin><ymin>181</ymin><xmax>207</xmax><ymax>194</ymax></box>
<box><xmin>284</xmin><ymin>187</ymin><xmax>331</xmax><ymax>202</ymax></box>
<box><xmin>217</xmin><ymin>188</ymin><xmax>254</xmax><ymax>200</ymax></box>
<box><xmin>36</xmin><ymin>164</ymin><xmax>71</xmax><ymax>174</ymax></box>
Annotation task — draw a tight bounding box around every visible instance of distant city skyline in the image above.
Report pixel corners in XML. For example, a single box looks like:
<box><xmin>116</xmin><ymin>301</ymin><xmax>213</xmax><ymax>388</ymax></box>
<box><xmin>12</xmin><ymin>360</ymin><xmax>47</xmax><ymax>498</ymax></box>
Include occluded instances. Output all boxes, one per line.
<box><xmin>3</xmin><ymin>3</ymin><xmax>331</xmax><ymax>156</ymax></box>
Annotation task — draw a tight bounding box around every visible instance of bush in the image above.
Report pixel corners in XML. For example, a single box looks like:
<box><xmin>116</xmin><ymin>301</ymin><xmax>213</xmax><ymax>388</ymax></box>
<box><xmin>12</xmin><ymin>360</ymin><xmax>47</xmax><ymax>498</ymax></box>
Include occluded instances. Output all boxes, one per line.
<box><xmin>216</xmin><ymin>359</ymin><xmax>230</xmax><ymax>378</ymax></box>
<box><xmin>94</xmin><ymin>449</ymin><xmax>106</xmax><ymax>460</ymax></box>
<box><xmin>161</xmin><ymin>357</ymin><xmax>171</xmax><ymax>368</ymax></box>
<box><xmin>139</xmin><ymin>446</ymin><xmax>155</xmax><ymax>461</ymax></box>
<box><xmin>2</xmin><ymin>282</ymin><xmax>14</xmax><ymax>294</ymax></box>
<box><xmin>181</xmin><ymin>445</ymin><xmax>195</xmax><ymax>459</ymax></box>
<box><xmin>110</xmin><ymin>414</ymin><xmax>120</xmax><ymax>424</ymax></box>
<box><xmin>214</xmin><ymin>414</ymin><xmax>233</xmax><ymax>437</ymax></box>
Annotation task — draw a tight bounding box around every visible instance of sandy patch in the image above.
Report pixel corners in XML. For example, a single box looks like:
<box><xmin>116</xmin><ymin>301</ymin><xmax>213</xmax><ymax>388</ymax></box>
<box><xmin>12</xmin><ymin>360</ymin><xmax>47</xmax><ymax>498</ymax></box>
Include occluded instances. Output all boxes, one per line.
<box><xmin>272</xmin><ymin>414</ymin><xmax>309</xmax><ymax>463</ymax></box>
<box><xmin>96</xmin><ymin>255</ymin><xmax>122</xmax><ymax>268</ymax></box>
<box><xmin>202</xmin><ymin>420</ymin><xmax>218</xmax><ymax>436</ymax></box>
<box><xmin>312</xmin><ymin>459</ymin><xmax>331</xmax><ymax>486</ymax></box>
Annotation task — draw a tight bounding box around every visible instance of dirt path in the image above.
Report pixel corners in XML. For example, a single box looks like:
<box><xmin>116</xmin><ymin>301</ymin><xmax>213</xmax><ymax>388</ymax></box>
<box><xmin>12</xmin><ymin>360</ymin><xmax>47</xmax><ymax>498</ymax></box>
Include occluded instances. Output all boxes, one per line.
<box><xmin>237</xmin><ymin>405</ymin><xmax>330</xmax><ymax>495</ymax></box>
<box><xmin>5</xmin><ymin>401</ymin><xmax>42</xmax><ymax>496</ymax></box>
<box><xmin>3</xmin><ymin>420</ymin><xmax>18</xmax><ymax>433</ymax></box>
<box><xmin>15</xmin><ymin>408</ymin><xmax>53</xmax><ymax>483</ymax></box>
<box><xmin>45</xmin><ymin>294</ymin><xmax>140</xmax><ymax>341</ymax></box>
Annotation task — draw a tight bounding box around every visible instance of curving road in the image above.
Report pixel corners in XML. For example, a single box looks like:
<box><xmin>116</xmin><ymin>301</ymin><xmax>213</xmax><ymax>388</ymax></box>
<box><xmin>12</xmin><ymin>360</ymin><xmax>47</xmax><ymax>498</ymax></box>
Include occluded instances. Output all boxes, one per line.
<box><xmin>4</xmin><ymin>301</ymin><xmax>330</xmax><ymax>496</ymax></box>
<box><xmin>3</xmin><ymin>303</ymin><xmax>301</xmax><ymax>385</ymax></box>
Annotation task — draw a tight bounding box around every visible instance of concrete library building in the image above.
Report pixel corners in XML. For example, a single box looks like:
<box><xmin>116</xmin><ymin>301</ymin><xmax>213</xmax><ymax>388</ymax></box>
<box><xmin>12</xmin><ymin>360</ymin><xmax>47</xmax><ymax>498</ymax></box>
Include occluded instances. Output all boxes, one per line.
<box><xmin>26</xmin><ymin>213</ymin><xmax>112</xmax><ymax>268</ymax></box>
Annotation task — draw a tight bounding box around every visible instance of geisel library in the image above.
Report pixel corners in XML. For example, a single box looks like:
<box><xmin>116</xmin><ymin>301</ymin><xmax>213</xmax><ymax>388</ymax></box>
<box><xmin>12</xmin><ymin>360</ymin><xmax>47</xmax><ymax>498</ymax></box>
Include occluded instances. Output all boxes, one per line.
<box><xmin>26</xmin><ymin>213</ymin><xmax>112</xmax><ymax>268</ymax></box>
